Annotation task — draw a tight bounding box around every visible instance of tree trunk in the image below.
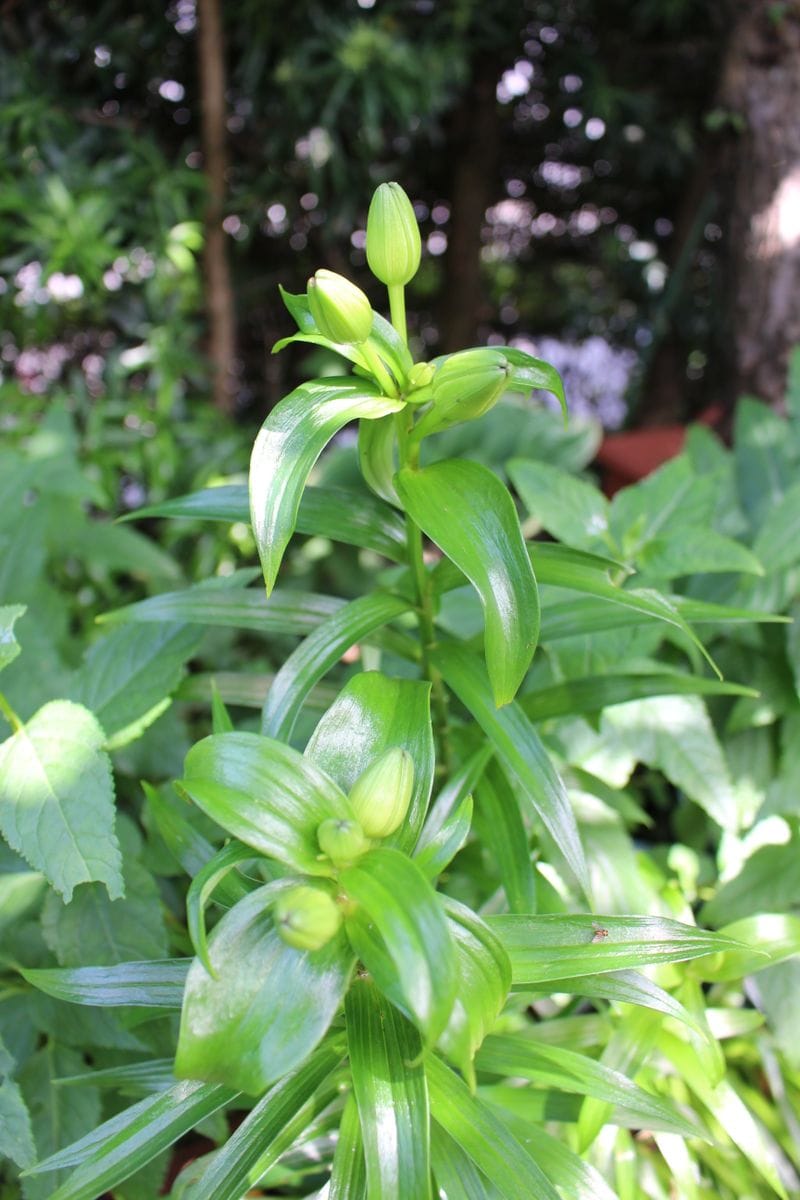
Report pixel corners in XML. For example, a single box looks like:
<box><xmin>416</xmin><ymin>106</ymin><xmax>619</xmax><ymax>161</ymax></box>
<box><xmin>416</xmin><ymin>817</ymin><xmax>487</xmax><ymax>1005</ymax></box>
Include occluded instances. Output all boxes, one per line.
<box><xmin>197</xmin><ymin>0</ymin><xmax>237</xmax><ymax>413</ymax></box>
<box><xmin>721</xmin><ymin>0</ymin><xmax>800</xmax><ymax>408</ymax></box>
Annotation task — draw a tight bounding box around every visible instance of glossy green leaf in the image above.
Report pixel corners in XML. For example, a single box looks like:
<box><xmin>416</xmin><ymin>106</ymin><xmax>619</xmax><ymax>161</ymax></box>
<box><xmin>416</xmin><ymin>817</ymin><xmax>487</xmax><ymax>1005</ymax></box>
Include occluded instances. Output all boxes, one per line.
<box><xmin>0</xmin><ymin>604</ymin><xmax>25</xmax><ymax>674</ymax></box>
<box><xmin>179</xmin><ymin>731</ymin><xmax>354</xmax><ymax>874</ymax></box>
<box><xmin>329</xmin><ymin>1093</ymin><xmax>368</xmax><ymax>1200</ymax></box>
<box><xmin>413</xmin><ymin>790</ymin><xmax>473</xmax><ymax>881</ymax></box>
<box><xmin>99</xmin><ymin>581</ymin><xmax>341</xmax><ymax>635</ymax></box>
<box><xmin>474</xmin><ymin>762</ymin><xmax>536</xmax><ymax>914</ymax></box>
<box><xmin>25</xmin><ymin>1080</ymin><xmax>236</xmax><ymax>1200</ymax></box>
<box><xmin>178</xmin><ymin>671</ymin><xmax>339</xmax><ymax>713</ymax></box>
<box><xmin>489</xmin><ymin>914</ymin><xmax>747</xmax><ymax>985</ymax></box>
<box><xmin>18</xmin><ymin>1044</ymin><xmax>101</xmax><ymax>1200</ymax></box>
<box><xmin>701</xmin><ymin>842</ymin><xmax>800</xmax><ymax>927</ymax></box>
<box><xmin>430</xmin><ymin>1124</ymin><xmax>499</xmax><ymax>1199</ymax></box>
<box><xmin>277</xmin><ymin>288</ymin><xmax>412</xmax><ymax>382</ymax></box>
<box><xmin>186</xmin><ymin>841</ymin><xmax>260</xmax><ymax>976</ymax></box>
<box><xmin>508</xmin><ymin>459</ymin><xmax>610</xmax><ymax>549</ymax></box>
<box><xmin>359</xmin><ymin>413</ymin><xmax>400</xmax><ymax>504</ymax></box>
<box><xmin>55</xmin><ymin>1060</ymin><xmax>175</xmax><ymax>1097</ymax></box>
<box><xmin>144</xmin><ymin>782</ymin><xmax>246</xmax><ymax>899</ymax></box>
<box><xmin>438</xmin><ymin>898</ymin><xmax>511</xmax><ymax>1087</ymax></box>
<box><xmin>0</xmin><ymin>700</ymin><xmax>122</xmax><ymax>902</ymax></box>
<box><xmin>477</xmin><ymin>1034</ymin><xmax>701</xmax><ymax>1139</ymax></box>
<box><xmin>699</xmin><ymin>914</ymin><xmax>800</xmax><ymax>982</ymax></box>
<box><xmin>176</xmin><ymin>882</ymin><xmax>354</xmax><ymax>1094</ymax></box>
<box><xmin>503</xmin><ymin>346</ymin><xmax>567</xmax><ymax>417</ymax></box>
<box><xmin>346</xmin><ymin>978</ymin><xmax>430</xmax><ymax>1200</ymax></box>
<box><xmin>68</xmin><ymin>623</ymin><xmax>200</xmax><ymax>745</ymax></box>
<box><xmin>210</xmin><ymin>681</ymin><xmax>234</xmax><ymax>733</ymax></box>
<box><xmin>485</xmin><ymin>1106</ymin><xmax>621</xmax><ymax>1200</ymax></box>
<box><xmin>188</xmin><ymin>1035</ymin><xmax>345</xmax><ymax>1200</ymax></box>
<box><xmin>20</xmin><ymin>960</ymin><xmax>189</xmax><ymax>1007</ymax></box>
<box><xmin>426</xmin><ymin>1055</ymin><xmax>560</xmax><ymax>1200</ymax></box>
<box><xmin>341</xmin><ymin>847</ymin><xmax>457</xmax><ymax>1043</ymax></box>
<box><xmin>397</xmin><ymin>459</ymin><xmax>539</xmax><ymax>705</ymax></box>
<box><xmin>433</xmin><ymin>644</ymin><xmax>589</xmax><ymax>896</ymax></box>
<box><xmin>520</xmin><ymin>672</ymin><xmax>755</xmax><ymax>724</ymax></box>
<box><xmin>249</xmin><ymin>377</ymin><xmax>403</xmax><ymax>593</ymax></box>
<box><xmin>0</xmin><ymin>1075</ymin><xmax>35</xmax><ymax>1169</ymax></box>
<box><xmin>305</xmin><ymin>671</ymin><xmax>435</xmax><ymax>854</ymax></box>
<box><xmin>260</xmin><ymin>592</ymin><xmax>411</xmax><ymax>741</ymax></box>
<box><xmin>752</xmin><ymin>479</ymin><xmax>800</xmax><ymax>570</ymax></box>
<box><xmin>128</xmin><ymin>483</ymin><xmax>407</xmax><ymax>562</ymax></box>
<box><xmin>636</xmin><ymin>529</ymin><xmax>764</xmax><ymax>578</ymax></box>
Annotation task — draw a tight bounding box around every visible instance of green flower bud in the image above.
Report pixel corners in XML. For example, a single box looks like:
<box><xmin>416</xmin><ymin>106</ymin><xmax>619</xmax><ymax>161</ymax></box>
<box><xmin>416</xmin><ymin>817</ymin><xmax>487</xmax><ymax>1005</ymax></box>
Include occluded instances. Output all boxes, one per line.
<box><xmin>408</xmin><ymin>361</ymin><xmax>435</xmax><ymax>389</ymax></box>
<box><xmin>307</xmin><ymin>269</ymin><xmax>373</xmax><ymax>344</ymax></box>
<box><xmin>366</xmin><ymin>182</ymin><xmax>421</xmax><ymax>287</ymax></box>
<box><xmin>274</xmin><ymin>885</ymin><xmax>342</xmax><ymax>951</ymax></box>
<box><xmin>413</xmin><ymin>348</ymin><xmax>509</xmax><ymax>439</ymax></box>
<box><xmin>348</xmin><ymin>747</ymin><xmax>414</xmax><ymax>839</ymax></box>
<box><xmin>317</xmin><ymin>817</ymin><xmax>370</xmax><ymax>866</ymax></box>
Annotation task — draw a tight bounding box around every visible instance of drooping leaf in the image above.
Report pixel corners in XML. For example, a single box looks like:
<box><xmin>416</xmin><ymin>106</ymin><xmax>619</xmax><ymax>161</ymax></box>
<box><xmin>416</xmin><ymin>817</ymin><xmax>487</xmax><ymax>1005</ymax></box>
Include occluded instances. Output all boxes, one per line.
<box><xmin>249</xmin><ymin>377</ymin><xmax>403</xmax><ymax>593</ymax></box>
<box><xmin>0</xmin><ymin>604</ymin><xmax>26</xmax><ymax>674</ymax></box>
<box><xmin>175</xmin><ymin>882</ymin><xmax>354</xmax><ymax>1094</ymax></box>
<box><xmin>341</xmin><ymin>847</ymin><xmax>457</xmax><ymax>1044</ymax></box>
<box><xmin>346</xmin><ymin>979</ymin><xmax>430</xmax><ymax>1200</ymax></box>
<box><xmin>260</xmin><ymin>593</ymin><xmax>411</xmax><ymax>741</ymax></box>
<box><xmin>179</xmin><ymin>731</ymin><xmax>354</xmax><ymax>875</ymax></box>
<box><xmin>20</xmin><ymin>960</ymin><xmax>190</xmax><ymax>1007</ymax></box>
<box><xmin>0</xmin><ymin>701</ymin><xmax>122</xmax><ymax>902</ymax></box>
<box><xmin>433</xmin><ymin>643</ymin><xmax>589</xmax><ymax>897</ymax></box>
<box><xmin>397</xmin><ymin>459</ymin><xmax>539</xmax><ymax>705</ymax></box>
<box><xmin>305</xmin><ymin>671</ymin><xmax>434</xmax><ymax>854</ymax></box>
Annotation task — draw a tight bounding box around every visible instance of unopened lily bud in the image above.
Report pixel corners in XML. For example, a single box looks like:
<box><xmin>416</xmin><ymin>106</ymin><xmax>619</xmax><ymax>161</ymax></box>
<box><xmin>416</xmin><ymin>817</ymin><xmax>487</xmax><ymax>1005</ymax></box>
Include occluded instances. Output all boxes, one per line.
<box><xmin>414</xmin><ymin>348</ymin><xmax>509</xmax><ymax>439</ymax></box>
<box><xmin>307</xmin><ymin>269</ymin><xmax>373</xmax><ymax>344</ymax></box>
<box><xmin>274</xmin><ymin>885</ymin><xmax>342</xmax><ymax>951</ymax></box>
<box><xmin>366</xmin><ymin>183</ymin><xmax>421</xmax><ymax>287</ymax></box>
<box><xmin>408</xmin><ymin>362</ymin><xmax>435</xmax><ymax>389</ymax></box>
<box><xmin>317</xmin><ymin>817</ymin><xmax>370</xmax><ymax>867</ymax></box>
<box><xmin>348</xmin><ymin>747</ymin><xmax>414</xmax><ymax>839</ymax></box>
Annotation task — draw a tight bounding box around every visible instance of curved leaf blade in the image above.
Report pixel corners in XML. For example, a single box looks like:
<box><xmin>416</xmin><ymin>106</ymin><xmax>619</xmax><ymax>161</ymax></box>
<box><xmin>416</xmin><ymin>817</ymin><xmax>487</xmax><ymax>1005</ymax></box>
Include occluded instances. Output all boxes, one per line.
<box><xmin>20</xmin><ymin>960</ymin><xmax>190</xmax><ymax>1007</ymax></box>
<box><xmin>186</xmin><ymin>841</ymin><xmax>260</xmax><ymax>976</ymax></box>
<box><xmin>397</xmin><ymin>460</ymin><xmax>539</xmax><ymax>705</ymax></box>
<box><xmin>359</xmin><ymin>413</ymin><xmax>400</xmax><ymax>504</ymax></box>
<box><xmin>329</xmin><ymin>1093</ymin><xmax>368</xmax><ymax>1200</ymax></box>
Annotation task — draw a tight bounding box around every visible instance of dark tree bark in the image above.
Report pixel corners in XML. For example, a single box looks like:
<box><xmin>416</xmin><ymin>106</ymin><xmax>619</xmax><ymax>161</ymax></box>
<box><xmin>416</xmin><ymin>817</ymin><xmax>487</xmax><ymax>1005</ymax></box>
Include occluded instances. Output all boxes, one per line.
<box><xmin>720</xmin><ymin>0</ymin><xmax>800</xmax><ymax>407</ymax></box>
<box><xmin>197</xmin><ymin>0</ymin><xmax>237</xmax><ymax>413</ymax></box>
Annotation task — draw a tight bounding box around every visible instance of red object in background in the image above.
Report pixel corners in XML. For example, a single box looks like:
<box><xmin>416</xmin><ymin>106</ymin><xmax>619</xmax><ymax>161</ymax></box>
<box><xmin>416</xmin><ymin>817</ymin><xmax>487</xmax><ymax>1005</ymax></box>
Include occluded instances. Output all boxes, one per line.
<box><xmin>595</xmin><ymin>405</ymin><xmax>724</xmax><ymax>496</ymax></box>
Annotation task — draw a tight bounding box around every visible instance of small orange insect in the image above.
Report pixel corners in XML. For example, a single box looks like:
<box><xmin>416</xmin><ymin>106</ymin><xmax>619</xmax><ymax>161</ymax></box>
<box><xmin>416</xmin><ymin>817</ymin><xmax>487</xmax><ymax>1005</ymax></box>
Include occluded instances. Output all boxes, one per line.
<box><xmin>590</xmin><ymin>921</ymin><xmax>609</xmax><ymax>944</ymax></box>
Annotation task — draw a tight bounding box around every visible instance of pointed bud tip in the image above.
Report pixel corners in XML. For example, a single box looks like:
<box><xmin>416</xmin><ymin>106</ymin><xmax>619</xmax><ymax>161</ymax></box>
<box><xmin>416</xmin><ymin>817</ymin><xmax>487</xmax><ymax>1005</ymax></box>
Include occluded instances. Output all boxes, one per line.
<box><xmin>366</xmin><ymin>183</ymin><xmax>421</xmax><ymax>287</ymax></box>
<box><xmin>307</xmin><ymin>269</ymin><xmax>373</xmax><ymax>345</ymax></box>
<box><xmin>348</xmin><ymin>747</ymin><xmax>415</xmax><ymax>839</ymax></box>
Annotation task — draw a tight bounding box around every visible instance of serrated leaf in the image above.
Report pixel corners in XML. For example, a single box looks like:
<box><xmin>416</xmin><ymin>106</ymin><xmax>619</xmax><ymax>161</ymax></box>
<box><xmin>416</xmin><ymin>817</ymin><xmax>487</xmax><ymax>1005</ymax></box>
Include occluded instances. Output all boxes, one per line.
<box><xmin>249</xmin><ymin>377</ymin><xmax>403</xmax><ymax>593</ymax></box>
<box><xmin>19</xmin><ymin>1044</ymin><xmax>101</xmax><ymax>1200</ymax></box>
<box><xmin>0</xmin><ymin>1075</ymin><xmax>35</xmax><ymax>1170</ymax></box>
<box><xmin>636</xmin><ymin>529</ymin><xmax>764</xmax><ymax>578</ymax></box>
<box><xmin>432</xmin><ymin>643</ymin><xmax>589</xmax><ymax>897</ymax></box>
<box><xmin>752</xmin><ymin>479</ymin><xmax>800</xmax><ymax>571</ymax></box>
<box><xmin>0</xmin><ymin>604</ymin><xmax>26</xmax><ymax>674</ymax></box>
<box><xmin>179</xmin><ymin>732</ymin><xmax>354</xmax><ymax>874</ymax></box>
<box><xmin>260</xmin><ymin>592</ymin><xmax>411</xmax><ymax>741</ymax></box>
<box><xmin>175</xmin><ymin>882</ymin><xmax>354</xmax><ymax>1094</ymax></box>
<box><xmin>398</xmin><ymin>459</ymin><xmax>539</xmax><ymax>705</ymax></box>
<box><xmin>0</xmin><ymin>701</ymin><xmax>122</xmax><ymax>902</ymax></box>
<box><xmin>20</xmin><ymin>960</ymin><xmax>189</xmax><ymax>1007</ymax></box>
<box><xmin>508</xmin><ymin>459</ymin><xmax>610</xmax><ymax>548</ymax></box>
<box><xmin>341</xmin><ymin>847</ymin><xmax>457</xmax><ymax>1044</ymax></box>
<box><xmin>305</xmin><ymin>672</ymin><xmax>434</xmax><ymax>854</ymax></box>
<box><xmin>346</xmin><ymin>979</ymin><xmax>430</xmax><ymax>1200</ymax></box>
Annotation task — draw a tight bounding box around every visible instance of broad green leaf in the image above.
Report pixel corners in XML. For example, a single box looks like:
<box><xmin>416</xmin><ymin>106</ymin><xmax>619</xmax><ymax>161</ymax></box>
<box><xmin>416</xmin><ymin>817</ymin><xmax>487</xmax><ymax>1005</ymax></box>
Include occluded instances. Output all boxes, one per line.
<box><xmin>187</xmin><ymin>1035</ymin><xmax>345</xmax><ymax>1200</ymax></box>
<box><xmin>0</xmin><ymin>603</ymin><xmax>25</xmax><ymax>674</ymax></box>
<box><xmin>477</xmin><ymin>1035</ymin><xmax>701</xmax><ymax>1139</ymax></box>
<box><xmin>128</xmin><ymin>483</ymin><xmax>407</xmax><ymax>563</ymax></box>
<box><xmin>329</xmin><ymin>1094</ymin><xmax>368</xmax><ymax>1200</ymax></box>
<box><xmin>636</xmin><ymin>529</ymin><xmax>763</xmax><ymax>578</ymax></box>
<box><xmin>733</xmin><ymin>398</ymin><xmax>796</xmax><ymax>526</ymax></box>
<box><xmin>100</xmin><ymin>582</ymin><xmax>341</xmax><ymax>635</ymax></box>
<box><xmin>346</xmin><ymin>979</ymin><xmax>430</xmax><ymax>1200</ymax></box>
<box><xmin>0</xmin><ymin>1075</ymin><xmax>35</xmax><ymax>1170</ymax></box>
<box><xmin>474</xmin><ymin>762</ymin><xmax>536</xmax><ymax>914</ymax></box>
<box><xmin>260</xmin><ymin>592</ymin><xmax>411</xmax><ymax>741</ymax></box>
<box><xmin>186</xmin><ymin>841</ymin><xmax>260</xmax><ymax>976</ymax></box>
<box><xmin>305</xmin><ymin>672</ymin><xmax>435</xmax><ymax>854</ymax></box>
<box><xmin>576</xmin><ymin>1005</ymin><xmax>662</xmax><ymax>1150</ymax></box>
<box><xmin>20</xmin><ymin>960</ymin><xmax>189</xmax><ymax>1007</ymax></box>
<box><xmin>179</xmin><ymin>731</ymin><xmax>354</xmax><ymax>875</ymax></box>
<box><xmin>359</xmin><ymin>413</ymin><xmax>400</xmax><ymax>504</ymax></box>
<box><xmin>397</xmin><ymin>459</ymin><xmax>539</xmax><ymax>705</ymax></box>
<box><xmin>438</xmin><ymin>898</ymin><xmax>511</xmax><ymax>1087</ymax></box>
<box><xmin>426</xmin><ymin>1055</ymin><xmax>560</xmax><ymax>1200</ymax></box>
<box><xmin>341</xmin><ymin>847</ymin><xmax>457</xmax><ymax>1044</ymax></box>
<box><xmin>433</xmin><ymin>644</ymin><xmax>589</xmax><ymax>896</ymax></box>
<box><xmin>701</xmin><ymin>840</ymin><xmax>800</xmax><ymax>927</ymax></box>
<box><xmin>520</xmin><ymin>672</ymin><xmax>755</xmax><ymax>724</ymax></box>
<box><xmin>753</xmin><ymin>480</ymin><xmax>800</xmax><ymax>570</ymax></box>
<box><xmin>68</xmin><ymin>623</ymin><xmax>200</xmax><ymax>746</ymax></box>
<box><xmin>609</xmin><ymin>455</ymin><xmax>718</xmax><ymax>549</ymax></box>
<box><xmin>490</xmin><ymin>914</ymin><xmax>746</xmax><ymax>984</ymax></box>
<box><xmin>508</xmin><ymin>459</ymin><xmax>610</xmax><ymax>549</ymax></box>
<box><xmin>25</xmin><ymin>1080</ymin><xmax>236</xmax><ymax>1200</ymax></box>
<box><xmin>249</xmin><ymin>377</ymin><xmax>403</xmax><ymax>593</ymax></box>
<box><xmin>19</xmin><ymin>1044</ymin><xmax>101</xmax><ymax>1200</ymax></box>
<box><xmin>176</xmin><ymin>882</ymin><xmax>354</xmax><ymax>1094</ymax></box>
<box><xmin>277</xmin><ymin>288</ymin><xmax>413</xmax><ymax>382</ymax></box>
<box><xmin>0</xmin><ymin>700</ymin><xmax>122</xmax><ymax>902</ymax></box>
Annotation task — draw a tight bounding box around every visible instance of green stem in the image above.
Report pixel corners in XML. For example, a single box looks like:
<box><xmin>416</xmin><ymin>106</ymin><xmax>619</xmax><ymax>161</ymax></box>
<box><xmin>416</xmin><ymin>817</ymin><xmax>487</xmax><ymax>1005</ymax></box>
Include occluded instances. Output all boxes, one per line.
<box><xmin>388</xmin><ymin>284</ymin><xmax>407</xmax><ymax>346</ymax></box>
<box><xmin>361</xmin><ymin>342</ymin><xmax>398</xmax><ymax>398</ymax></box>
<box><xmin>0</xmin><ymin>692</ymin><xmax>22</xmax><ymax>733</ymax></box>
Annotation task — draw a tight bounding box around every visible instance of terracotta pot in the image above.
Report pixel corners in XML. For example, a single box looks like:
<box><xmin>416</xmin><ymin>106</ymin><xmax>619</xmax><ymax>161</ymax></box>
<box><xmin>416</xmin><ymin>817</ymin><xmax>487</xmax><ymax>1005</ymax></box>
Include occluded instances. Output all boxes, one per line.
<box><xmin>595</xmin><ymin>405</ymin><xmax>723</xmax><ymax>496</ymax></box>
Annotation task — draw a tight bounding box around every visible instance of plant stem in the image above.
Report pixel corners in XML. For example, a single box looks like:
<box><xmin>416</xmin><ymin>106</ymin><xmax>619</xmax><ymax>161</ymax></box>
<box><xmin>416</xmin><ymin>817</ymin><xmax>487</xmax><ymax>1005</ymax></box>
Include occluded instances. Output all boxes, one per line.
<box><xmin>0</xmin><ymin>692</ymin><xmax>22</xmax><ymax>733</ymax></box>
<box><xmin>360</xmin><ymin>342</ymin><xmax>398</xmax><ymax>398</ymax></box>
<box><xmin>388</xmin><ymin>284</ymin><xmax>407</xmax><ymax>346</ymax></box>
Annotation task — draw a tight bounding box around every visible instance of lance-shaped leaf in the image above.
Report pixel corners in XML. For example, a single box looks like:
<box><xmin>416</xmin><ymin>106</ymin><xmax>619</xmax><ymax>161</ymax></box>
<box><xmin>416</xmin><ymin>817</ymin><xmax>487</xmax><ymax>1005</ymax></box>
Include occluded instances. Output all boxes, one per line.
<box><xmin>487</xmin><ymin>1108</ymin><xmax>620</xmax><ymax>1200</ymax></box>
<box><xmin>413</xmin><ymin>746</ymin><xmax>489</xmax><ymax>879</ymax></box>
<box><xmin>186</xmin><ymin>841</ymin><xmax>261</xmax><ymax>976</ymax></box>
<box><xmin>341</xmin><ymin>847</ymin><xmax>457</xmax><ymax>1044</ymax></box>
<box><xmin>474</xmin><ymin>762</ymin><xmax>536</xmax><ymax>915</ymax></box>
<box><xmin>329</xmin><ymin>1094</ymin><xmax>368</xmax><ymax>1200</ymax></box>
<box><xmin>0</xmin><ymin>604</ymin><xmax>25</xmax><ymax>674</ymax></box>
<box><xmin>0</xmin><ymin>700</ymin><xmax>122</xmax><ymax>902</ymax></box>
<box><xmin>179</xmin><ymin>732</ymin><xmax>354</xmax><ymax>875</ymax></box>
<box><xmin>20</xmin><ymin>960</ymin><xmax>190</xmax><ymax>1007</ymax></box>
<box><xmin>489</xmin><ymin>914</ymin><xmax>748</xmax><ymax>986</ymax></box>
<box><xmin>261</xmin><ymin>593</ymin><xmax>411</xmax><ymax>742</ymax></box>
<box><xmin>426</xmin><ymin>1055</ymin><xmax>560</xmax><ymax>1200</ymax></box>
<box><xmin>360</xmin><ymin>413</ymin><xmax>400</xmax><ymax>504</ymax></box>
<box><xmin>437</xmin><ymin>898</ymin><xmax>511</xmax><ymax>1088</ymax></box>
<box><xmin>249</xmin><ymin>377</ymin><xmax>404</xmax><ymax>593</ymax></box>
<box><xmin>100</xmin><ymin>582</ymin><xmax>342</xmax><ymax>635</ymax></box>
<box><xmin>346</xmin><ymin>979</ymin><xmax>430</xmax><ymax>1200</ymax></box>
<box><xmin>175</xmin><ymin>882</ymin><xmax>355</xmax><ymax>1095</ymax></box>
<box><xmin>397</xmin><ymin>460</ymin><xmax>539</xmax><ymax>706</ymax></box>
<box><xmin>520</xmin><ymin>671</ymin><xmax>755</xmax><ymax>724</ymax></box>
<box><xmin>503</xmin><ymin>346</ymin><xmax>567</xmax><ymax>419</ymax></box>
<box><xmin>430</xmin><ymin>1124</ymin><xmax>500</xmax><ymax>1199</ymax></box>
<box><xmin>305</xmin><ymin>672</ymin><xmax>434</xmax><ymax>854</ymax></box>
<box><xmin>432</xmin><ymin>644</ymin><xmax>588</xmax><ymax>897</ymax></box>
